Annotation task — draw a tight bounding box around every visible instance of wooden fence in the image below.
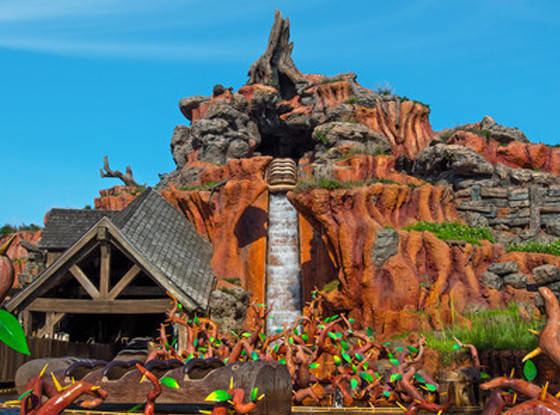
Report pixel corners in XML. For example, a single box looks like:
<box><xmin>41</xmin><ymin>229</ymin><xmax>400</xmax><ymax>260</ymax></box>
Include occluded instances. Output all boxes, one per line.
<box><xmin>0</xmin><ymin>338</ymin><xmax>115</xmax><ymax>382</ymax></box>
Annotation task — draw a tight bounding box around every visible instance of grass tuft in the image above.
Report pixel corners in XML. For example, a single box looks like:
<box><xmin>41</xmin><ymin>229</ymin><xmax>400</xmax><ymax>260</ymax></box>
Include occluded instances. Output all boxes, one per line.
<box><xmin>403</xmin><ymin>221</ymin><xmax>494</xmax><ymax>245</ymax></box>
<box><xmin>507</xmin><ymin>239</ymin><xmax>560</xmax><ymax>257</ymax></box>
<box><xmin>423</xmin><ymin>303</ymin><xmax>542</xmax><ymax>363</ymax></box>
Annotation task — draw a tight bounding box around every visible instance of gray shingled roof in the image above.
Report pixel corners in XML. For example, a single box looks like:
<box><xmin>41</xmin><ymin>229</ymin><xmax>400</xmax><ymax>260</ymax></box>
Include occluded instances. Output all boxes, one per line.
<box><xmin>38</xmin><ymin>190</ymin><xmax>215</xmax><ymax>309</ymax></box>
<box><xmin>39</xmin><ymin>209</ymin><xmax>118</xmax><ymax>250</ymax></box>
<box><xmin>114</xmin><ymin>190</ymin><xmax>215</xmax><ymax>309</ymax></box>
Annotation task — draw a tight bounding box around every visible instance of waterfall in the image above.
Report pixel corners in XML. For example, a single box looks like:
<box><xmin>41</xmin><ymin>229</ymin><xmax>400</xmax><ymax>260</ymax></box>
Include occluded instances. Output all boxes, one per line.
<box><xmin>266</xmin><ymin>193</ymin><xmax>301</xmax><ymax>334</ymax></box>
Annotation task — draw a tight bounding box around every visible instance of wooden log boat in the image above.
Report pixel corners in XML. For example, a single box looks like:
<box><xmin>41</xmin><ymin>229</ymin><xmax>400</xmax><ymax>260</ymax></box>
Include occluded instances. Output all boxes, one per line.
<box><xmin>15</xmin><ymin>359</ymin><xmax>292</xmax><ymax>415</ymax></box>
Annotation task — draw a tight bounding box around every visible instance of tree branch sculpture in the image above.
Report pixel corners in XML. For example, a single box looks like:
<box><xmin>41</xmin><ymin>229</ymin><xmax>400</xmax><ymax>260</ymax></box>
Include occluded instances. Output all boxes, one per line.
<box><xmin>100</xmin><ymin>156</ymin><xmax>140</xmax><ymax>187</ymax></box>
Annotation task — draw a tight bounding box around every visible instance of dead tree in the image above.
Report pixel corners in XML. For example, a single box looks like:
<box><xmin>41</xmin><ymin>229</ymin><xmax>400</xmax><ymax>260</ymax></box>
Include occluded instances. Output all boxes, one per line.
<box><xmin>247</xmin><ymin>10</ymin><xmax>309</xmax><ymax>98</ymax></box>
<box><xmin>100</xmin><ymin>156</ymin><xmax>140</xmax><ymax>187</ymax></box>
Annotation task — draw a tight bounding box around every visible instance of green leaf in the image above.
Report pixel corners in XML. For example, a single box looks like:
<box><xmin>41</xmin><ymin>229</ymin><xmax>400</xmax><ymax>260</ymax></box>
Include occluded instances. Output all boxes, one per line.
<box><xmin>341</xmin><ymin>351</ymin><xmax>352</xmax><ymax>364</ymax></box>
<box><xmin>355</xmin><ymin>353</ymin><xmax>363</xmax><ymax>361</ymax></box>
<box><xmin>452</xmin><ymin>343</ymin><xmax>461</xmax><ymax>351</ymax></box>
<box><xmin>309</xmin><ymin>362</ymin><xmax>320</xmax><ymax>369</ymax></box>
<box><xmin>480</xmin><ymin>371</ymin><xmax>491</xmax><ymax>380</ymax></box>
<box><xmin>395</xmin><ymin>346</ymin><xmax>404</xmax><ymax>353</ymax></box>
<box><xmin>325</xmin><ymin>314</ymin><xmax>339</xmax><ymax>323</ymax></box>
<box><xmin>259</xmin><ymin>333</ymin><xmax>267</xmax><ymax>342</ymax></box>
<box><xmin>333</xmin><ymin>355</ymin><xmax>342</xmax><ymax>365</ymax></box>
<box><xmin>18</xmin><ymin>389</ymin><xmax>32</xmax><ymax>400</ymax></box>
<box><xmin>425</xmin><ymin>383</ymin><xmax>437</xmax><ymax>392</ymax></box>
<box><xmin>251</xmin><ymin>387</ymin><xmax>259</xmax><ymax>402</ymax></box>
<box><xmin>367</xmin><ymin>327</ymin><xmax>374</xmax><ymax>337</ymax></box>
<box><xmin>523</xmin><ymin>359</ymin><xmax>538</xmax><ymax>382</ymax></box>
<box><xmin>0</xmin><ymin>310</ymin><xmax>29</xmax><ymax>355</ymax></box>
<box><xmin>301</xmin><ymin>333</ymin><xmax>309</xmax><ymax>342</ymax></box>
<box><xmin>413</xmin><ymin>373</ymin><xmax>426</xmax><ymax>384</ymax></box>
<box><xmin>161</xmin><ymin>376</ymin><xmax>180</xmax><ymax>389</ymax></box>
<box><xmin>241</xmin><ymin>332</ymin><xmax>252</xmax><ymax>338</ymax></box>
<box><xmin>335</xmin><ymin>332</ymin><xmax>343</xmax><ymax>339</ymax></box>
<box><xmin>389</xmin><ymin>357</ymin><xmax>400</xmax><ymax>366</ymax></box>
<box><xmin>193</xmin><ymin>315</ymin><xmax>200</xmax><ymax>325</ymax></box>
<box><xmin>390</xmin><ymin>373</ymin><xmax>402</xmax><ymax>382</ymax></box>
<box><xmin>363</xmin><ymin>361</ymin><xmax>369</xmax><ymax>370</ymax></box>
<box><xmin>251</xmin><ymin>351</ymin><xmax>260</xmax><ymax>361</ymax></box>
<box><xmin>350</xmin><ymin>378</ymin><xmax>359</xmax><ymax>390</ymax></box>
<box><xmin>352</xmin><ymin>364</ymin><xmax>357</xmax><ymax>373</ymax></box>
<box><xmin>127</xmin><ymin>404</ymin><xmax>144</xmax><ymax>413</ymax></box>
<box><xmin>273</xmin><ymin>343</ymin><xmax>280</xmax><ymax>353</ymax></box>
<box><xmin>278</xmin><ymin>358</ymin><xmax>286</xmax><ymax>365</ymax></box>
<box><xmin>383</xmin><ymin>391</ymin><xmax>391</xmax><ymax>398</ymax></box>
<box><xmin>205</xmin><ymin>389</ymin><xmax>232</xmax><ymax>402</ymax></box>
<box><xmin>341</xmin><ymin>340</ymin><xmax>350</xmax><ymax>351</ymax></box>
<box><xmin>360</xmin><ymin>372</ymin><xmax>374</xmax><ymax>383</ymax></box>
<box><xmin>348</xmin><ymin>318</ymin><xmax>356</xmax><ymax>324</ymax></box>
<box><xmin>407</xmin><ymin>345</ymin><xmax>418</xmax><ymax>354</ymax></box>
<box><xmin>223</xmin><ymin>357</ymin><xmax>228</xmax><ymax>364</ymax></box>
<box><xmin>288</xmin><ymin>337</ymin><xmax>294</xmax><ymax>345</ymax></box>
<box><xmin>327</xmin><ymin>331</ymin><xmax>337</xmax><ymax>341</ymax></box>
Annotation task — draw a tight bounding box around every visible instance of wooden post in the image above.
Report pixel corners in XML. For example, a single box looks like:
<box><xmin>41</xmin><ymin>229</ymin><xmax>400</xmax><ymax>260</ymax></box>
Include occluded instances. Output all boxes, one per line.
<box><xmin>100</xmin><ymin>243</ymin><xmax>111</xmax><ymax>298</ymax></box>
<box><xmin>22</xmin><ymin>310</ymin><xmax>32</xmax><ymax>336</ymax></box>
<box><xmin>36</xmin><ymin>312</ymin><xmax>65</xmax><ymax>338</ymax></box>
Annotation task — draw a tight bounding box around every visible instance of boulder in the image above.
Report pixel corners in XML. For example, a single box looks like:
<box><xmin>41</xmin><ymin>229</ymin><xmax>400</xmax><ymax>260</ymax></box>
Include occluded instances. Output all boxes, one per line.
<box><xmin>487</xmin><ymin>261</ymin><xmax>519</xmax><ymax>276</ymax></box>
<box><xmin>480</xmin><ymin>271</ymin><xmax>504</xmax><ymax>290</ymax></box>
<box><xmin>372</xmin><ymin>228</ymin><xmax>399</xmax><ymax>267</ymax></box>
<box><xmin>533</xmin><ymin>264</ymin><xmax>560</xmax><ymax>286</ymax></box>
<box><xmin>503</xmin><ymin>273</ymin><xmax>528</xmax><ymax>289</ymax></box>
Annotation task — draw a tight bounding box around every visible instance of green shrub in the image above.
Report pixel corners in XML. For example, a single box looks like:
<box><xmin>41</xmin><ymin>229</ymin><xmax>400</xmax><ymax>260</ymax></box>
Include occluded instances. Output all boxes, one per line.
<box><xmin>345</xmin><ymin>96</ymin><xmax>359</xmax><ymax>105</ymax></box>
<box><xmin>336</xmin><ymin>146</ymin><xmax>390</xmax><ymax>161</ymax></box>
<box><xmin>403</xmin><ymin>221</ymin><xmax>494</xmax><ymax>245</ymax></box>
<box><xmin>1</xmin><ymin>223</ymin><xmax>41</xmax><ymax>236</ymax></box>
<box><xmin>180</xmin><ymin>181</ymin><xmax>223</xmax><ymax>191</ymax></box>
<box><xmin>507</xmin><ymin>239</ymin><xmax>560</xmax><ymax>256</ymax></box>
<box><xmin>294</xmin><ymin>177</ymin><xmax>398</xmax><ymax>192</ymax></box>
<box><xmin>314</xmin><ymin>131</ymin><xmax>330</xmax><ymax>146</ymax></box>
<box><xmin>423</xmin><ymin>303</ymin><xmax>542</xmax><ymax>363</ymax></box>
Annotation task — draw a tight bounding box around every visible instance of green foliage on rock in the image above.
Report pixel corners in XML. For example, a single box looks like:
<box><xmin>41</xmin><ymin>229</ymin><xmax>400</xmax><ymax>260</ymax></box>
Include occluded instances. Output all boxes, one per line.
<box><xmin>403</xmin><ymin>221</ymin><xmax>494</xmax><ymax>245</ymax></box>
<box><xmin>1</xmin><ymin>223</ymin><xmax>41</xmax><ymax>236</ymax></box>
<box><xmin>294</xmin><ymin>177</ymin><xmax>399</xmax><ymax>193</ymax></box>
<box><xmin>179</xmin><ymin>181</ymin><xmax>223</xmax><ymax>191</ymax></box>
<box><xmin>507</xmin><ymin>239</ymin><xmax>560</xmax><ymax>257</ymax></box>
<box><xmin>421</xmin><ymin>303</ymin><xmax>542</xmax><ymax>363</ymax></box>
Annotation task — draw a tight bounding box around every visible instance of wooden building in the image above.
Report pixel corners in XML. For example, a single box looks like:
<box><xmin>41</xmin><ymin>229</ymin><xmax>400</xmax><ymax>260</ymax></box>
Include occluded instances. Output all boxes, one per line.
<box><xmin>5</xmin><ymin>189</ymin><xmax>215</xmax><ymax>344</ymax></box>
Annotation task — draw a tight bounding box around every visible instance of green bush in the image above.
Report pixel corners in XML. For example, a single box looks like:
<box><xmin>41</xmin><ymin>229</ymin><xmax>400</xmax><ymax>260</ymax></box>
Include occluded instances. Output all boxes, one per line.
<box><xmin>423</xmin><ymin>303</ymin><xmax>542</xmax><ymax>363</ymax></box>
<box><xmin>507</xmin><ymin>239</ymin><xmax>560</xmax><ymax>256</ymax></box>
<box><xmin>294</xmin><ymin>177</ymin><xmax>398</xmax><ymax>192</ymax></box>
<box><xmin>403</xmin><ymin>221</ymin><xmax>494</xmax><ymax>245</ymax></box>
<box><xmin>1</xmin><ymin>223</ymin><xmax>41</xmax><ymax>235</ymax></box>
<box><xmin>180</xmin><ymin>181</ymin><xmax>223</xmax><ymax>191</ymax></box>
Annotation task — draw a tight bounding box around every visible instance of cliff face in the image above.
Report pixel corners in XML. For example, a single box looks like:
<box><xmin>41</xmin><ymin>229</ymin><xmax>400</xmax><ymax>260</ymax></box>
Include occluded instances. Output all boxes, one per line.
<box><xmin>448</xmin><ymin>131</ymin><xmax>560</xmax><ymax>175</ymax></box>
<box><xmin>0</xmin><ymin>231</ymin><xmax>42</xmax><ymax>288</ymax></box>
<box><xmin>94</xmin><ymin>186</ymin><xmax>141</xmax><ymax>210</ymax></box>
<box><xmin>161</xmin><ymin>157</ymin><xmax>271</xmax><ymax>304</ymax></box>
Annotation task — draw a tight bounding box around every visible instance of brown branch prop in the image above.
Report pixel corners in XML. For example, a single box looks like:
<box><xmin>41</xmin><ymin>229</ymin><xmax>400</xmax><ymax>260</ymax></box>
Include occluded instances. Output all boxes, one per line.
<box><xmin>100</xmin><ymin>155</ymin><xmax>140</xmax><ymax>187</ymax></box>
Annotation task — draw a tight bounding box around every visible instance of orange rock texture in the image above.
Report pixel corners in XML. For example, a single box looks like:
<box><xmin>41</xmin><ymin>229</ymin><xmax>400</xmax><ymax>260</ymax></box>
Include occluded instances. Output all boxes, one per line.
<box><xmin>287</xmin><ymin>184</ymin><xmax>535</xmax><ymax>335</ymax></box>
<box><xmin>448</xmin><ymin>131</ymin><xmax>560</xmax><ymax>175</ymax></box>
<box><xmin>0</xmin><ymin>231</ymin><xmax>42</xmax><ymax>287</ymax></box>
<box><xmin>94</xmin><ymin>186</ymin><xmax>140</xmax><ymax>210</ymax></box>
<box><xmin>161</xmin><ymin>157</ymin><xmax>272</xmax><ymax>303</ymax></box>
<box><xmin>331</xmin><ymin>155</ymin><xmax>424</xmax><ymax>185</ymax></box>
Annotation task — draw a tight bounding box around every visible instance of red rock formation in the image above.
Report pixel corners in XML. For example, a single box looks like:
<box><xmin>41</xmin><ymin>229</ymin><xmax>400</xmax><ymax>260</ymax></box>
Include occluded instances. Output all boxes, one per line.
<box><xmin>161</xmin><ymin>157</ymin><xmax>272</xmax><ymax>303</ymax></box>
<box><xmin>354</xmin><ymin>99</ymin><xmax>433</xmax><ymax>159</ymax></box>
<box><xmin>0</xmin><ymin>230</ymin><xmax>42</xmax><ymax>287</ymax></box>
<box><xmin>94</xmin><ymin>186</ymin><xmax>140</xmax><ymax>210</ymax></box>
<box><xmin>449</xmin><ymin>131</ymin><xmax>560</xmax><ymax>175</ymax></box>
<box><xmin>288</xmin><ymin>184</ymin><xmax>534</xmax><ymax>336</ymax></box>
<box><xmin>332</xmin><ymin>155</ymin><xmax>424</xmax><ymax>185</ymax></box>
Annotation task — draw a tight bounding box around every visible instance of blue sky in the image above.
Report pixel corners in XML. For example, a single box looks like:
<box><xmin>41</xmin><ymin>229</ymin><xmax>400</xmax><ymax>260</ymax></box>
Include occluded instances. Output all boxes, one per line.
<box><xmin>1</xmin><ymin>0</ymin><xmax>559</xmax><ymax>225</ymax></box>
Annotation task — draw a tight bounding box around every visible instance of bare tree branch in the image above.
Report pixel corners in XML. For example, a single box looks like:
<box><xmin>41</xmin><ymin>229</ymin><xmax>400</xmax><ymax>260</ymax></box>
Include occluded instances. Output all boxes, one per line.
<box><xmin>100</xmin><ymin>156</ymin><xmax>140</xmax><ymax>187</ymax></box>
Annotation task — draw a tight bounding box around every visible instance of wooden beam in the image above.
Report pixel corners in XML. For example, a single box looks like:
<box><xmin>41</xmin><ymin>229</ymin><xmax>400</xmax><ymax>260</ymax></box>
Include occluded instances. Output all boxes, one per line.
<box><xmin>108</xmin><ymin>264</ymin><xmax>141</xmax><ymax>300</ymax></box>
<box><xmin>99</xmin><ymin>243</ymin><xmax>111</xmax><ymax>298</ymax></box>
<box><xmin>22</xmin><ymin>310</ymin><xmax>32</xmax><ymax>336</ymax></box>
<box><xmin>36</xmin><ymin>312</ymin><xmax>65</xmax><ymax>338</ymax></box>
<box><xmin>28</xmin><ymin>298</ymin><xmax>171</xmax><ymax>314</ymax></box>
<box><xmin>70</xmin><ymin>265</ymin><xmax>100</xmax><ymax>299</ymax></box>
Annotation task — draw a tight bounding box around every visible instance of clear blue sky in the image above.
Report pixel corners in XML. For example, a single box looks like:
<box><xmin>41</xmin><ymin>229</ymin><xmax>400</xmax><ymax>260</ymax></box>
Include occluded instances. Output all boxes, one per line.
<box><xmin>1</xmin><ymin>0</ymin><xmax>559</xmax><ymax>225</ymax></box>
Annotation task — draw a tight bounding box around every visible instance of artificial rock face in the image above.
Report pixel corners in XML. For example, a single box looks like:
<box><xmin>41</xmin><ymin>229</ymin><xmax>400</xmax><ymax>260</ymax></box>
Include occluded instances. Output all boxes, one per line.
<box><xmin>91</xmin><ymin>11</ymin><xmax>560</xmax><ymax>335</ymax></box>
